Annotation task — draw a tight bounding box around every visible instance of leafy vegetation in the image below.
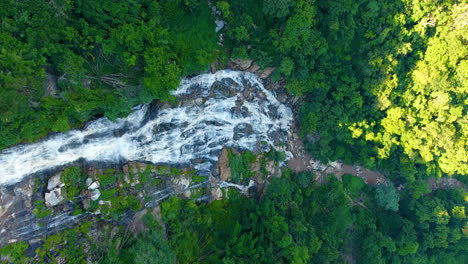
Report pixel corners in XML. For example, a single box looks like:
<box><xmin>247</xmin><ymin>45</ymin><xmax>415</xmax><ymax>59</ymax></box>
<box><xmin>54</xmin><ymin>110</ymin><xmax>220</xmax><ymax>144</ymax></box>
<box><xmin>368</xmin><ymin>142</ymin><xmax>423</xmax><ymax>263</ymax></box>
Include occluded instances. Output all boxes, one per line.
<box><xmin>62</xmin><ymin>167</ymin><xmax>87</xmax><ymax>200</ymax></box>
<box><xmin>1</xmin><ymin>0</ymin><xmax>467</xmax><ymax>263</ymax></box>
<box><xmin>2</xmin><ymin>171</ymin><xmax>466</xmax><ymax>263</ymax></box>
<box><xmin>0</xmin><ymin>0</ymin><xmax>220</xmax><ymax>149</ymax></box>
<box><xmin>99</xmin><ymin>213</ymin><xmax>175</xmax><ymax>264</ymax></box>
<box><xmin>32</xmin><ymin>200</ymin><xmax>52</xmax><ymax>219</ymax></box>
<box><xmin>159</xmin><ymin>172</ymin><xmax>467</xmax><ymax>263</ymax></box>
<box><xmin>228</xmin><ymin>149</ymin><xmax>256</xmax><ymax>183</ymax></box>
<box><xmin>0</xmin><ymin>241</ymin><xmax>30</xmax><ymax>264</ymax></box>
<box><xmin>215</xmin><ymin>0</ymin><xmax>467</xmax><ymax>181</ymax></box>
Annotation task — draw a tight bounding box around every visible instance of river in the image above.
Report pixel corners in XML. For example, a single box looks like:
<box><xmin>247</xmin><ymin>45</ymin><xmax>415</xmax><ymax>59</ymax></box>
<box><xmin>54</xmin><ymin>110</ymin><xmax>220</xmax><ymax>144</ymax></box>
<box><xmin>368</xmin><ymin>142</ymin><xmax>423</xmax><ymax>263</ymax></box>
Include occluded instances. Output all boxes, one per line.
<box><xmin>0</xmin><ymin>70</ymin><xmax>293</xmax><ymax>185</ymax></box>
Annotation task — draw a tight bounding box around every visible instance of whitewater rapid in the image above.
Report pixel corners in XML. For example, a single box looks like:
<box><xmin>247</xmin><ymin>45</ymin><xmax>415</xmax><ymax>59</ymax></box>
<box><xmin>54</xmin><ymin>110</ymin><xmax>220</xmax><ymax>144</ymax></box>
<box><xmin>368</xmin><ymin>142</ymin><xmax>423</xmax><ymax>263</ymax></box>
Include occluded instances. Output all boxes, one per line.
<box><xmin>0</xmin><ymin>70</ymin><xmax>292</xmax><ymax>185</ymax></box>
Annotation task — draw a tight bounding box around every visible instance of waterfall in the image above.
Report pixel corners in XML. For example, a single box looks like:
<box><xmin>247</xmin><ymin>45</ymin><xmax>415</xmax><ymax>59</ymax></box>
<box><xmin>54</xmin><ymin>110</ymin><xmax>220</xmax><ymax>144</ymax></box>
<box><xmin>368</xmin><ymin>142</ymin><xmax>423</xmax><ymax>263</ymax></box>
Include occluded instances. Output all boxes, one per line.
<box><xmin>0</xmin><ymin>70</ymin><xmax>293</xmax><ymax>185</ymax></box>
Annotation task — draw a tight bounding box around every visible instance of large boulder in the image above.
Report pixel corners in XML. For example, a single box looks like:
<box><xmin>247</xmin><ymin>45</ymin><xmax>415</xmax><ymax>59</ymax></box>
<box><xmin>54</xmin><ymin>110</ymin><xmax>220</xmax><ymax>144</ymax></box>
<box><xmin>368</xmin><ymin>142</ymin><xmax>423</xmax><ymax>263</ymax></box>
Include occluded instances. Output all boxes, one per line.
<box><xmin>247</xmin><ymin>62</ymin><xmax>260</xmax><ymax>73</ymax></box>
<box><xmin>233</xmin><ymin>123</ymin><xmax>253</xmax><ymax>140</ymax></box>
<box><xmin>90</xmin><ymin>189</ymin><xmax>101</xmax><ymax>201</ymax></box>
<box><xmin>88</xmin><ymin>181</ymin><xmax>100</xmax><ymax>190</ymax></box>
<box><xmin>230</xmin><ymin>59</ymin><xmax>253</xmax><ymax>70</ymax></box>
<box><xmin>47</xmin><ymin>173</ymin><xmax>63</xmax><ymax>191</ymax></box>
<box><xmin>259</xmin><ymin>67</ymin><xmax>275</xmax><ymax>79</ymax></box>
<box><xmin>45</xmin><ymin>188</ymin><xmax>64</xmax><ymax>207</ymax></box>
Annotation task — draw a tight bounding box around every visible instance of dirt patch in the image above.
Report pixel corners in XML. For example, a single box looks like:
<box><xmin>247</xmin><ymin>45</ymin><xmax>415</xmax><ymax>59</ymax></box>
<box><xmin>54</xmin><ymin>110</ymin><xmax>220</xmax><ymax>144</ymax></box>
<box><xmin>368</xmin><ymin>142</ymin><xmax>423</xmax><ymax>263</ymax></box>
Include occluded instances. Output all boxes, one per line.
<box><xmin>428</xmin><ymin>177</ymin><xmax>467</xmax><ymax>190</ymax></box>
<box><xmin>286</xmin><ymin>130</ymin><xmax>387</xmax><ymax>186</ymax></box>
<box><xmin>286</xmin><ymin>130</ymin><xmax>466</xmax><ymax>190</ymax></box>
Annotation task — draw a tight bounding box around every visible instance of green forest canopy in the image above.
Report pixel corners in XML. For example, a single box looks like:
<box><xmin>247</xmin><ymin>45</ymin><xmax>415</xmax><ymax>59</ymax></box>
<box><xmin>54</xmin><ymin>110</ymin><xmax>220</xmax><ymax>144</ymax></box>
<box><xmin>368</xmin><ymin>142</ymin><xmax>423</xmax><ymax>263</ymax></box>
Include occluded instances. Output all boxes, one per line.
<box><xmin>1</xmin><ymin>0</ymin><xmax>466</xmax><ymax>183</ymax></box>
<box><xmin>0</xmin><ymin>1</ymin><xmax>466</xmax><ymax>262</ymax></box>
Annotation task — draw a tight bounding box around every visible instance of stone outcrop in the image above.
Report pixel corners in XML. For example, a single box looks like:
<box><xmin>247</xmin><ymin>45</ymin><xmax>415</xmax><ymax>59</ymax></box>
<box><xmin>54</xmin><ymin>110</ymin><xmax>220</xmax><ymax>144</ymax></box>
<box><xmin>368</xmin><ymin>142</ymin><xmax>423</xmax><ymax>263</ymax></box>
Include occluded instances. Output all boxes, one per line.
<box><xmin>45</xmin><ymin>188</ymin><xmax>64</xmax><ymax>207</ymax></box>
<box><xmin>90</xmin><ymin>189</ymin><xmax>101</xmax><ymax>201</ymax></box>
<box><xmin>47</xmin><ymin>173</ymin><xmax>63</xmax><ymax>191</ymax></box>
<box><xmin>88</xmin><ymin>181</ymin><xmax>100</xmax><ymax>190</ymax></box>
<box><xmin>230</xmin><ymin>59</ymin><xmax>253</xmax><ymax>70</ymax></box>
<box><xmin>229</xmin><ymin>59</ymin><xmax>275</xmax><ymax>79</ymax></box>
<box><xmin>258</xmin><ymin>67</ymin><xmax>275</xmax><ymax>79</ymax></box>
<box><xmin>218</xmin><ymin>148</ymin><xmax>231</xmax><ymax>181</ymax></box>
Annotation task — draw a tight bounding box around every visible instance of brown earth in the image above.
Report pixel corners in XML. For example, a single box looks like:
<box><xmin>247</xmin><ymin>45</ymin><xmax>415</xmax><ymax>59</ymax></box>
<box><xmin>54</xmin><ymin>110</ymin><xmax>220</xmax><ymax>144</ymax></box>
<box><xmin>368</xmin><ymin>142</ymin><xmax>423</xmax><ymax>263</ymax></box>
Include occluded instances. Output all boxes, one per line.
<box><xmin>286</xmin><ymin>125</ymin><xmax>466</xmax><ymax>191</ymax></box>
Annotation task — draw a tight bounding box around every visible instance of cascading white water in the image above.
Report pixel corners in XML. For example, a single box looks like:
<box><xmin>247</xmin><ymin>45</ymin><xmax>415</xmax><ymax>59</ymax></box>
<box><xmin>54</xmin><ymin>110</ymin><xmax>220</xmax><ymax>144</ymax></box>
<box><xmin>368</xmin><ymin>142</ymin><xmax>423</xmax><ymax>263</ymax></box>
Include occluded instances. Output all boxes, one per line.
<box><xmin>0</xmin><ymin>70</ymin><xmax>293</xmax><ymax>185</ymax></box>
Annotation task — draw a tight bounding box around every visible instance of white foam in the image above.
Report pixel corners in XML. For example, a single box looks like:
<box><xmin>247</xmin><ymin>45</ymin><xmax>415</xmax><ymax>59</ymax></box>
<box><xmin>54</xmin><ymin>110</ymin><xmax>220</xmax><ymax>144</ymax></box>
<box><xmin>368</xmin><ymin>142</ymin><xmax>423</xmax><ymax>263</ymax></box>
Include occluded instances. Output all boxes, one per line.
<box><xmin>0</xmin><ymin>70</ymin><xmax>293</xmax><ymax>185</ymax></box>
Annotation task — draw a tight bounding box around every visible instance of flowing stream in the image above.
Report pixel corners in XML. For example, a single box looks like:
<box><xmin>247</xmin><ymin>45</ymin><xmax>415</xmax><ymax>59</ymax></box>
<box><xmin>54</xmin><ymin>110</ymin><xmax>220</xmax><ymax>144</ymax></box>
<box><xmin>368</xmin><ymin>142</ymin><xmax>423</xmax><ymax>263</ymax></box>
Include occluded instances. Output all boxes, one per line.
<box><xmin>0</xmin><ymin>70</ymin><xmax>293</xmax><ymax>185</ymax></box>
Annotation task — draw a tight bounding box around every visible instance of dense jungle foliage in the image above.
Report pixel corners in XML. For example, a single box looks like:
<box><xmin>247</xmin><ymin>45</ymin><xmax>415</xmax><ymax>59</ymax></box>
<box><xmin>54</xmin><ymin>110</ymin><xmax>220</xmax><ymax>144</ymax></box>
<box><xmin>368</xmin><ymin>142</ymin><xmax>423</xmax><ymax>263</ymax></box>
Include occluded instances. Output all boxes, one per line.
<box><xmin>0</xmin><ymin>0</ymin><xmax>220</xmax><ymax>148</ymax></box>
<box><xmin>215</xmin><ymin>0</ymin><xmax>467</xmax><ymax>181</ymax></box>
<box><xmin>0</xmin><ymin>0</ymin><xmax>467</xmax><ymax>263</ymax></box>
<box><xmin>4</xmin><ymin>172</ymin><xmax>466</xmax><ymax>264</ymax></box>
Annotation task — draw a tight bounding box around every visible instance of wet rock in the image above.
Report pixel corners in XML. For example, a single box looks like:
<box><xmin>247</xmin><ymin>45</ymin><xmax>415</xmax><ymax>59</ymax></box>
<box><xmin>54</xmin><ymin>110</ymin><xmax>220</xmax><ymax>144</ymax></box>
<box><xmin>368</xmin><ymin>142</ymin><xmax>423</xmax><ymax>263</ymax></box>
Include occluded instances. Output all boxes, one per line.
<box><xmin>257</xmin><ymin>91</ymin><xmax>266</xmax><ymax>99</ymax></box>
<box><xmin>90</xmin><ymin>189</ymin><xmax>101</xmax><ymax>201</ymax></box>
<box><xmin>233</xmin><ymin>123</ymin><xmax>253</xmax><ymax>140</ymax></box>
<box><xmin>194</xmin><ymin>97</ymin><xmax>204</xmax><ymax>105</ymax></box>
<box><xmin>278</xmin><ymin>93</ymin><xmax>288</xmax><ymax>103</ymax></box>
<box><xmin>218</xmin><ymin>148</ymin><xmax>232</xmax><ymax>181</ymax></box>
<box><xmin>267</xmin><ymin>105</ymin><xmax>279</xmax><ymax>118</ymax></box>
<box><xmin>210</xmin><ymin>80</ymin><xmax>238</xmax><ymax>97</ymax></box>
<box><xmin>230</xmin><ymin>106</ymin><xmax>250</xmax><ymax>118</ymax></box>
<box><xmin>235</xmin><ymin>97</ymin><xmax>244</xmax><ymax>107</ymax></box>
<box><xmin>153</xmin><ymin>122</ymin><xmax>177</xmax><ymax>133</ymax></box>
<box><xmin>191</xmin><ymin>158</ymin><xmax>205</xmax><ymax>165</ymax></box>
<box><xmin>242</xmin><ymin>89</ymin><xmax>254</xmax><ymax>101</ymax></box>
<box><xmin>47</xmin><ymin>173</ymin><xmax>63</xmax><ymax>191</ymax></box>
<box><xmin>45</xmin><ymin>188</ymin><xmax>64</xmax><ymax>207</ymax></box>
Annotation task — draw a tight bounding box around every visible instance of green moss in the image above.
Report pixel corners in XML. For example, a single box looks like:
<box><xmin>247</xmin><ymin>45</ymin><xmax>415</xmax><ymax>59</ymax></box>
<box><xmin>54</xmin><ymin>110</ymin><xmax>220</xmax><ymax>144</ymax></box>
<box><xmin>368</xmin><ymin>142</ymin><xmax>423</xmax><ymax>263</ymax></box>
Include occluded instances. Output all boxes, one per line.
<box><xmin>228</xmin><ymin>149</ymin><xmax>256</xmax><ymax>183</ymax></box>
<box><xmin>72</xmin><ymin>209</ymin><xmax>84</xmax><ymax>216</ymax></box>
<box><xmin>101</xmin><ymin>194</ymin><xmax>142</xmax><ymax>220</ymax></box>
<box><xmin>138</xmin><ymin>166</ymin><xmax>153</xmax><ymax>183</ymax></box>
<box><xmin>265</xmin><ymin>149</ymin><xmax>286</xmax><ymax>164</ymax></box>
<box><xmin>191</xmin><ymin>175</ymin><xmax>205</xmax><ymax>183</ymax></box>
<box><xmin>342</xmin><ymin>174</ymin><xmax>366</xmax><ymax>199</ymax></box>
<box><xmin>155</xmin><ymin>165</ymin><xmax>170</xmax><ymax>175</ymax></box>
<box><xmin>170</xmin><ymin>167</ymin><xmax>182</xmax><ymax>176</ymax></box>
<box><xmin>98</xmin><ymin>169</ymin><xmax>118</xmax><ymax>187</ymax></box>
<box><xmin>62</xmin><ymin>167</ymin><xmax>87</xmax><ymax>200</ymax></box>
<box><xmin>152</xmin><ymin>178</ymin><xmax>163</xmax><ymax>186</ymax></box>
<box><xmin>0</xmin><ymin>241</ymin><xmax>30</xmax><ymax>264</ymax></box>
<box><xmin>33</xmin><ymin>200</ymin><xmax>52</xmax><ymax>219</ymax></box>
<box><xmin>35</xmin><ymin>226</ymin><xmax>89</xmax><ymax>264</ymax></box>
<box><xmin>190</xmin><ymin>188</ymin><xmax>205</xmax><ymax>199</ymax></box>
<box><xmin>33</xmin><ymin>177</ymin><xmax>41</xmax><ymax>193</ymax></box>
<box><xmin>100</xmin><ymin>189</ymin><xmax>118</xmax><ymax>200</ymax></box>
